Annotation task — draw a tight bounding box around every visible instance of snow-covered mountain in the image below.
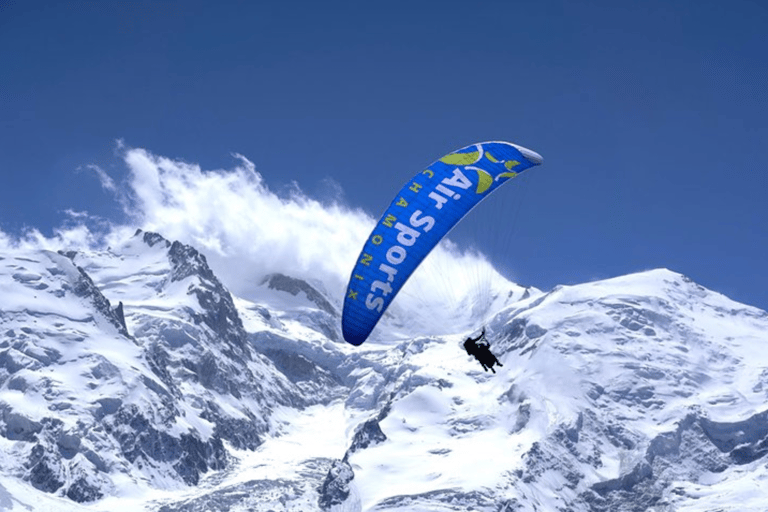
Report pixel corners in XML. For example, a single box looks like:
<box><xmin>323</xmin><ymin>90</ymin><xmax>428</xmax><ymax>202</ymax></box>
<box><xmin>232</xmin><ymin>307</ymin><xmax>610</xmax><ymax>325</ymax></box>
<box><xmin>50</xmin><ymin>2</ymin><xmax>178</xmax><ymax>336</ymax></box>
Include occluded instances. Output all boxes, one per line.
<box><xmin>1</xmin><ymin>230</ymin><xmax>767</xmax><ymax>511</ymax></box>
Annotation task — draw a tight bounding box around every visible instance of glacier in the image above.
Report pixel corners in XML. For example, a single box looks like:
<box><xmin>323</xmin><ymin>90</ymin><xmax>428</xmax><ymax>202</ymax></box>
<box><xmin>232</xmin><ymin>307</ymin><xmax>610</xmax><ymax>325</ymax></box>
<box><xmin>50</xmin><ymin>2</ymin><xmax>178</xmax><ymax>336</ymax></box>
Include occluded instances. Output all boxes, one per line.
<box><xmin>0</xmin><ymin>229</ymin><xmax>767</xmax><ymax>511</ymax></box>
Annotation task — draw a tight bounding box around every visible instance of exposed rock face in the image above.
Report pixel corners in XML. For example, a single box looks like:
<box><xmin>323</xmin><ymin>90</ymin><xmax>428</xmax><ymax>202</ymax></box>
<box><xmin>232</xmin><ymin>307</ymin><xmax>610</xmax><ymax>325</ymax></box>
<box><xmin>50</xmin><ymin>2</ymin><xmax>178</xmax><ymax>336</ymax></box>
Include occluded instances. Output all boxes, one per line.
<box><xmin>318</xmin><ymin>459</ymin><xmax>355</xmax><ymax>510</ymax></box>
<box><xmin>0</xmin><ymin>231</ymin><xmax>311</xmax><ymax>502</ymax></box>
<box><xmin>263</xmin><ymin>273</ymin><xmax>337</xmax><ymax>317</ymax></box>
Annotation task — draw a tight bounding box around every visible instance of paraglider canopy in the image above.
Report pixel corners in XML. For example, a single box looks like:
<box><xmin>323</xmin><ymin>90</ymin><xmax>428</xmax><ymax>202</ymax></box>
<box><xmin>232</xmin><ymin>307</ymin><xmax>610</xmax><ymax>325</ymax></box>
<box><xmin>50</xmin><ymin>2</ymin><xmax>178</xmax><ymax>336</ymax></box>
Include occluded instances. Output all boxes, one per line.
<box><xmin>341</xmin><ymin>141</ymin><xmax>543</xmax><ymax>346</ymax></box>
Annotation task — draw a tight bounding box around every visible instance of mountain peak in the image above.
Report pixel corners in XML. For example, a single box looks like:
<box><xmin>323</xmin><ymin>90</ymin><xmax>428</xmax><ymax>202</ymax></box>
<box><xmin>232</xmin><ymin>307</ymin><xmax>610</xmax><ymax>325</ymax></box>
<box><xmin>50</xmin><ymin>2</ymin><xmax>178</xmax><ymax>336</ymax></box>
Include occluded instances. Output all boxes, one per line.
<box><xmin>135</xmin><ymin>228</ymin><xmax>170</xmax><ymax>249</ymax></box>
<box><xmin>2</xmin><ymin>235</ymin><xmax>767</xmax><ymax>510</ymax></box>
<box><xmin>262</xmin><ymin>272</ymin><xmax>337</xmax><ymax>316</ymax></box>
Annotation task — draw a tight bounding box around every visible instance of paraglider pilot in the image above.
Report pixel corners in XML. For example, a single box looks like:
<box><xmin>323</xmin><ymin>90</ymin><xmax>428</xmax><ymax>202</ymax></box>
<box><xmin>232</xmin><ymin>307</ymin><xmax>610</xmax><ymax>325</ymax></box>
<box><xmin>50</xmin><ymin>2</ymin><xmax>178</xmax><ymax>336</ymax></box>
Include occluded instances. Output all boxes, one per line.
<box><xmin>463</xmin><ymin>328</ymin><xmax>503</xmax><ymax>373</ymax></box>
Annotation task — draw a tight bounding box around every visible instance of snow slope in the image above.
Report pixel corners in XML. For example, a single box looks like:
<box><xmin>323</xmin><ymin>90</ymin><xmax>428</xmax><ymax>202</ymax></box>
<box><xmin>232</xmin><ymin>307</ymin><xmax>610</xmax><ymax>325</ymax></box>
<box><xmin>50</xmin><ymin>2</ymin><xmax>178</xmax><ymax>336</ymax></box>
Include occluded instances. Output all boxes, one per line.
<box><xmin>337</xmin><ymin>269</ymin><xmax>768</xmax><ymax>511</ymax></box>
<box><xmin>1</xmin><ymin>231</ymin><xmax>767</xmax><ymax>511</ymax></box>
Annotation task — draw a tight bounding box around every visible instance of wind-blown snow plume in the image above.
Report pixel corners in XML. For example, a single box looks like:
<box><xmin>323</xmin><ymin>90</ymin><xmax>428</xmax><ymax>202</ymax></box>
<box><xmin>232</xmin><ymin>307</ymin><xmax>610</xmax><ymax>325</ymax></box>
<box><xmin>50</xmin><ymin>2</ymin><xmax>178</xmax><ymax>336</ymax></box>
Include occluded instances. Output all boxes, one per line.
<box><xmin>120</xmin><ymin>147</ymin><xmax>370</xmax><ymax>300</ymax></box>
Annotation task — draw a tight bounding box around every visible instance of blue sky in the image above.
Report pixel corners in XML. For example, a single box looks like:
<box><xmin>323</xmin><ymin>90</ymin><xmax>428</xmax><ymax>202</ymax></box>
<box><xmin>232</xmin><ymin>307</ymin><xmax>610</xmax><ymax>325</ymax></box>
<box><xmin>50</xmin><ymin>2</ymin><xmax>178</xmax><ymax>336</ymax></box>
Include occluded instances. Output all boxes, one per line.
<box><xmin>1</xmin><ymin>0</ymin><xmax>767</xmax><ymax>311</ymax></box>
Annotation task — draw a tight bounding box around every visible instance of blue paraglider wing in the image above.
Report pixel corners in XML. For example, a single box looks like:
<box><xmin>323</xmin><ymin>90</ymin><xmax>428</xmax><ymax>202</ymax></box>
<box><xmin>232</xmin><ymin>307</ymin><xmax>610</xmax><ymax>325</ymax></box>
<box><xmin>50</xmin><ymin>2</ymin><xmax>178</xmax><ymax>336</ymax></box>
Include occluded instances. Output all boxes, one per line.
<box><xmin>341</xmin><ymin>141</ymin><xmax>543</xmax><ymax>346</ymax></box>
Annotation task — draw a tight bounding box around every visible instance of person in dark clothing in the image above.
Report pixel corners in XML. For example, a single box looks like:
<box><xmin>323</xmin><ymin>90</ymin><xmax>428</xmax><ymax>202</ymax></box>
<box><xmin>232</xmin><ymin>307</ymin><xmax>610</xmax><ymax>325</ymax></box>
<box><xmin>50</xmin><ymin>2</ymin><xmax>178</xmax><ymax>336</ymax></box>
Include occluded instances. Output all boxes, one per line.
<box><xmin>463</xmin><ymin>328</ymin><xmax>503</xmax><ymax>373</ymax></box>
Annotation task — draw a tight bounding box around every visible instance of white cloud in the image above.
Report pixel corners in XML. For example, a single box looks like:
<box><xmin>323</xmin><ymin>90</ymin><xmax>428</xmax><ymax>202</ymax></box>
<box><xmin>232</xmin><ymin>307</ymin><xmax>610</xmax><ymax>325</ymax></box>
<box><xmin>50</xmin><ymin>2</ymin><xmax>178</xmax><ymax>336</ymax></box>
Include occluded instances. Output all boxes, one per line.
<box><xmin>0</xmin><ymin>223</ymin><xmax>100</xmax><ymax>255</ymax></box>
<box><xmin>79</xmin><ymin>164</ymin><xmax>117</xmax><ymax>192</ymax></box>
<box><xmin>0</xmin><ymin>229</ymin><xmax>12</xmax><ymax>251</ymax></box>
<box><xmin>119</xmin><ymin>147</ymin><xmax>375</xmax><ymax>303</ymax></box>
<box><xmin>63</xmin><ymin>209</ymin><xmax>89</xmax><ymax>219</ymax></box>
